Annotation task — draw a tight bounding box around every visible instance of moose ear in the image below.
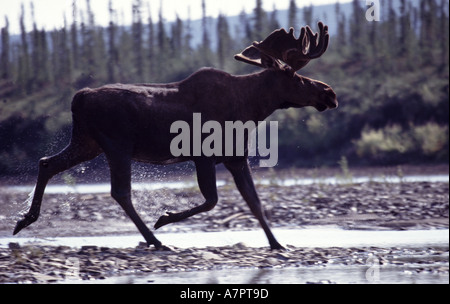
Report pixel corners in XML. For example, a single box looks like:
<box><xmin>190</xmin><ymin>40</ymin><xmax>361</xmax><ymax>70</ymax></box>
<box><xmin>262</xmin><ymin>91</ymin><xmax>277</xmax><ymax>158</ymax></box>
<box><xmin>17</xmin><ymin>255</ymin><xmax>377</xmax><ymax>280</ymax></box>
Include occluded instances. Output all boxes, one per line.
<box><xmin>234</xmin><ymin>45</ymin><xmax>264</xmax><ymax>68</ymax></box>
<box><xmin>260</xmin><ymin>53</ymin><xmax>281</xmax><ymax>69</ymax></box>
<box><xmin>235</xmin><ymin>44</ymin><xmax>281</xmax><ymax>69</ymax></box>
<box><xmin>282</xmin><ymin>64</ymin><xmax>296</xmax><ymax>77</ymax></box>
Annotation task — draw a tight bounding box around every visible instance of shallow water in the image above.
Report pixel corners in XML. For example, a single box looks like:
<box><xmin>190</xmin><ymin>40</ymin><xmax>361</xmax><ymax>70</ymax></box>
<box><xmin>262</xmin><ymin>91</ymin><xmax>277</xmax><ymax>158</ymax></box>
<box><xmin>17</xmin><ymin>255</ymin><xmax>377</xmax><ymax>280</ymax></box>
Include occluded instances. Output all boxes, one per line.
<box><xmin>79</xmin><ymin>263</ymin><xmax>449</xmax><ymax>284</ymax></box>
<box><xmin>2</xmin><ymin>227</ymin><xmax>448</xmax><ymax>249</ymax></box>
<box><xmin>5</xmin><ymin>174</ymin><xmax>449</xmax><ymax>194</ymax></box>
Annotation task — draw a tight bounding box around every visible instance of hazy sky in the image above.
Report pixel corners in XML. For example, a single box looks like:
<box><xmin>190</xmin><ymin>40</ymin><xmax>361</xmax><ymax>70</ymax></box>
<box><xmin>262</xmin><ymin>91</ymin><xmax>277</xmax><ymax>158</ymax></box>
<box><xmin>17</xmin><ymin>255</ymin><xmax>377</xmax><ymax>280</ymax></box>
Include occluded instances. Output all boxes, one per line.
<box><xmin>1</xmin><ymin>0</ymin><xmax>351</xmax><ymax>34</ymax></box>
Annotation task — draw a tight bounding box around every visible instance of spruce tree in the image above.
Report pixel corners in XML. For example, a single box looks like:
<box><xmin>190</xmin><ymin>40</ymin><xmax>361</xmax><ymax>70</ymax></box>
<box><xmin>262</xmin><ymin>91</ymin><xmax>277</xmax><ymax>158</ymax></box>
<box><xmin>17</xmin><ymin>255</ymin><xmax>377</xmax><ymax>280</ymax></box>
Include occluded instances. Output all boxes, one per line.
<box><xmin>438</xmin><ymin>0</ymin><xmax>449</xmax><ymax>69</ymax></box>
<box><xmin>107</xmin><ymin>0</ymin><xmax>118</xmax><ymax>83</ymax></box>
<box><xmin>170</xmin><ymin>15</ymin><xmax>183</xmax><ymax>59</ymax></box>
<box><xmin>132</xmin><ymin>0</ymin><xmax>144</xmax><ymax>80</ymax></box>
<box><xmin>71</xmin><ymin>0</ymin><xmax>80</xmax><ymax>70</ymax></box>
<box><xmin>268</xmin><ymin>5</ymin><xmax>280</xmax><ymax>31</ymax></box>
<box><xmin>253</xmin><ymin>0</ymin><xmax>267</xmax><ymax>41</ymax></box>
<box><xmin>1</xmin><ymin>17</ymin><xmax>10</xmax><ymax>80</ymax></box>
<box><xmin>288</xmin><ymin>0</ymin><xmax>297</xmax><ymax>28</ymax></box>
<box><xmin>201</xmin><ymin>0</ymin><xmax>212</xmax><ymax>66</ymax></box>
<box><xmin>147</xmin><ymin>2</ymin><xmax>155</xmax><ymax>80</ymax></box>
<box><xmin>18</xmin><ymin>4</ymin><xmax>31</xmax><ymax>93</ymax></box>
<box><xmin>217</xmin><ymin>14</ymin><xmax>231</xmax><ymax>70</ymax></box>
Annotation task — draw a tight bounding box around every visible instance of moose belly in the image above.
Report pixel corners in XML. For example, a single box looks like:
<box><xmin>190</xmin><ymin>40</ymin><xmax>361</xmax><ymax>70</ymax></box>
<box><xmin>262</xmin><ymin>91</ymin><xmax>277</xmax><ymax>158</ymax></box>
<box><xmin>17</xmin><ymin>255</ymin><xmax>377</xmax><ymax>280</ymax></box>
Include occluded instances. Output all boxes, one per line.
<box><xmin>131</xmin><ymin>133</ymin><xmax>185</xmax><ymax>165</ymax></box>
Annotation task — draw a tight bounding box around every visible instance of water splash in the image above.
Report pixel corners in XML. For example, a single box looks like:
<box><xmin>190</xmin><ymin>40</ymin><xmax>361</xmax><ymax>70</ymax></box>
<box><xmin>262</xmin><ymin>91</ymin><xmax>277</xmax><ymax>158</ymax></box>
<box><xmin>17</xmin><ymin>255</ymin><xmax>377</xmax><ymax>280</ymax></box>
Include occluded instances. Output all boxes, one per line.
<box><xmin>11</xmin><ymin>186</ymin><xmax>36</xmax><ymax>222</ymax></box>
<box><xmin>22</xmin><ymin>186</ymin><xmax>35</xmax><ymax>212</ymax></box>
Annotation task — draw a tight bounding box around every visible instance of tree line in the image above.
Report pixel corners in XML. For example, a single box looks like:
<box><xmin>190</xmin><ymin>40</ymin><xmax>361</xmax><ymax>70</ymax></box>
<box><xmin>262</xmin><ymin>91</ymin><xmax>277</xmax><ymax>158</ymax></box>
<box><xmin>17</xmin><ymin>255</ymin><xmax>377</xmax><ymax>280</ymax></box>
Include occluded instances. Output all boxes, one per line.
<box><xmin>0</xmin><ymin>0</ymin><xmax>448</xmax><ymax>176</ymax></box>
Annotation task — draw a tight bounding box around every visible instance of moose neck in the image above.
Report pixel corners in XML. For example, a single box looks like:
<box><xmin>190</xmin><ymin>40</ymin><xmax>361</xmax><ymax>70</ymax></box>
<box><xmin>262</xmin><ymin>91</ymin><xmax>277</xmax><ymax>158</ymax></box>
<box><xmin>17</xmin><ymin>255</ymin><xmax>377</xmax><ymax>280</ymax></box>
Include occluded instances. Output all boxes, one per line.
<box><xmin>236</xmin><ymin>69</ymin><xmax>286</xmax><ymax>122</ymax></box>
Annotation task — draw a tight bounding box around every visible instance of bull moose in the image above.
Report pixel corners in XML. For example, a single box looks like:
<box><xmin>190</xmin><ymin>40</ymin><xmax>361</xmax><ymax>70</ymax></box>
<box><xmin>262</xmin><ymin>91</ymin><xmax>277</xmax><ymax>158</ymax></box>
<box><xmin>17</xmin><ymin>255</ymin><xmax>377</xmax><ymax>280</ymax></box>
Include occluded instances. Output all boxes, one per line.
<box><xmin>14</xmin><ymin>22</ymin><xmax>337</xmax><ymax>250</ymax></box>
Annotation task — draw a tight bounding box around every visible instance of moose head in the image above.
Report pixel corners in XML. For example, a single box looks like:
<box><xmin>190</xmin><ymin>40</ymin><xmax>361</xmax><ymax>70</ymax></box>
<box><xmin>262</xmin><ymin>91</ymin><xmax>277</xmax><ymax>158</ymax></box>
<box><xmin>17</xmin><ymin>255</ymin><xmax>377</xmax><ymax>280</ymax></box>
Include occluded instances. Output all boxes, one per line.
<box><xmin>235</xmin><ymin>22</ymin><xmax>337</xmax><ymax>112</ymax></box>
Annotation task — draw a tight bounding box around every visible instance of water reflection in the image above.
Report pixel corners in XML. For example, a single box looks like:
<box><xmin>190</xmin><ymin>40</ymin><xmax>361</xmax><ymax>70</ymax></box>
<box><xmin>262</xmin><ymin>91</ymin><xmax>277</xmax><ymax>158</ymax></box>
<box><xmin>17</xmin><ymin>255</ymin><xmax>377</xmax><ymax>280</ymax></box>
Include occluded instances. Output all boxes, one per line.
<box><xmin>78</xmin><ymin>264</ymin><xmax>449</xmax><ymax>284</ymax></box>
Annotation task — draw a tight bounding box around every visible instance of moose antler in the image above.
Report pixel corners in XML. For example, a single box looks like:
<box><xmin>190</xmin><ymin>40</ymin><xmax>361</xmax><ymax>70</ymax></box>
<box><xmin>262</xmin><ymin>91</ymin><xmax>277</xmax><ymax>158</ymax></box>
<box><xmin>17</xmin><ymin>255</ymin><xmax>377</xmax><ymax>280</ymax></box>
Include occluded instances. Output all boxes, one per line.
<box><xmin>235</xmin><ymin>22</ymin><xmax>329</xmax><ymax>71</ymax></box>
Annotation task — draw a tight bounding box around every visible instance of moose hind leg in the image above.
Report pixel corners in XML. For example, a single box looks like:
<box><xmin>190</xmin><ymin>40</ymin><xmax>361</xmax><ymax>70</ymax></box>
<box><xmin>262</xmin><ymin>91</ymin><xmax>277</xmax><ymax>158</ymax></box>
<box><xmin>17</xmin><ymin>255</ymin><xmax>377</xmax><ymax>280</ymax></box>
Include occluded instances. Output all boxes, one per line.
<box><xmin>13</xmin><ymin>138</ymin><xmax>101</xmax><ymax>235</ymax></box>
<box><xmin>225</xmin><ymin>159</ymin><xmax>284</xmax><ymax>250</ymax></box>
<box><xmin>154</xmin><ymin>158</ymin><xmax>218</xmax><ymax>229</ymax></box>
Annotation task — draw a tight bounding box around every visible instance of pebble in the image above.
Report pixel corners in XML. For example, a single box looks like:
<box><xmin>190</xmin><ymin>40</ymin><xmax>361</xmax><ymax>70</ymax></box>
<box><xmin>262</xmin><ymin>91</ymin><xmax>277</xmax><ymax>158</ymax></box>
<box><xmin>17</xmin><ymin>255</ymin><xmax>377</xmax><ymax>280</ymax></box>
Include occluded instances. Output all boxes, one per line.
<box><xmin>306</xmin><ymin>279</ymin><xmax>336</xmax><ymax>284</ymax></box>
<box><xmin>201</xmin><ymin>252</ymin><xmax>222</xmax><ymax>260</ymax></box>
<box><xmin>8</xmin><ymin>242</ymin><xmax>21</xmax><ymax>250</ymax></box>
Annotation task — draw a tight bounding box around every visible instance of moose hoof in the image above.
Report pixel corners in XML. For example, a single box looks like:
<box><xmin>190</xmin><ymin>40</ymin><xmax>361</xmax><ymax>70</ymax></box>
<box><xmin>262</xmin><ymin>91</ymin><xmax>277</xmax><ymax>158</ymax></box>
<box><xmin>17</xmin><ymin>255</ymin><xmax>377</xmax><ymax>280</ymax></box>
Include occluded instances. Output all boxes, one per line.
<box><xmin>270</xmin><ymin>242</ymin><xmax>286</xmax><ymax>251</ymax></box>
<box><xmin>154</xmin><ymin>212</ymin><xmax>176</xmax><ymax>229</ymax></box>
<box><xmin>153</xmin><ymin>245</ymin><xmax>173</xmax><ymax>252</ymax></box>
<box><xmin>13</xmin><ymin>214</ymin><xmax>37</xmax><ymax>235</ymax></box>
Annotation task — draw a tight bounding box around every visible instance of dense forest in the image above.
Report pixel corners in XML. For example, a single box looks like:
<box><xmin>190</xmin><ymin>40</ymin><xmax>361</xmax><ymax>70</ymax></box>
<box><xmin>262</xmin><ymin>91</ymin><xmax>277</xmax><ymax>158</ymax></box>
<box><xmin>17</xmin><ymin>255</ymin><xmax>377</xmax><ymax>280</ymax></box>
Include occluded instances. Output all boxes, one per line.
<box><xmin>0</xmin><ymin>0</ymin><xmax>448</xmax><ymax>176</ymax></box>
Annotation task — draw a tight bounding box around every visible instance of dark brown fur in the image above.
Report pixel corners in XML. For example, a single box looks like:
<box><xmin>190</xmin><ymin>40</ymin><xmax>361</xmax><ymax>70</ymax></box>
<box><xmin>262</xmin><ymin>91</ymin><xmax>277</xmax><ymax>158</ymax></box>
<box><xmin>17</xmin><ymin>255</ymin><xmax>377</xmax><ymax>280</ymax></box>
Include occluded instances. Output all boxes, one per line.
<box><xmin>14</xmin><ymin>48</ymin><xmax>337</xmax><ymax>250</ymax></box>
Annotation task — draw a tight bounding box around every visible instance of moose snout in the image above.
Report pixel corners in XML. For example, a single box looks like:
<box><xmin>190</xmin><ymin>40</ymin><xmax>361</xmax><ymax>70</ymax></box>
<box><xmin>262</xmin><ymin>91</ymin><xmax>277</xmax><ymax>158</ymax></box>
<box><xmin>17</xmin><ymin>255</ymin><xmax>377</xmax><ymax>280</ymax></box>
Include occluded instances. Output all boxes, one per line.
<box><xmin>316</xmin><ymin>91</ymin><xmax>337</xmax><ymax>112</ymax></box>
<box><xmin>328</xmin><ymin>96</ymin><xmax>338</xmax><ymax>109</ymax></box>
<box><xmin>323</xmin><ymin>90</ymin><xmax>338</xmax><ymax>110</ymax></box>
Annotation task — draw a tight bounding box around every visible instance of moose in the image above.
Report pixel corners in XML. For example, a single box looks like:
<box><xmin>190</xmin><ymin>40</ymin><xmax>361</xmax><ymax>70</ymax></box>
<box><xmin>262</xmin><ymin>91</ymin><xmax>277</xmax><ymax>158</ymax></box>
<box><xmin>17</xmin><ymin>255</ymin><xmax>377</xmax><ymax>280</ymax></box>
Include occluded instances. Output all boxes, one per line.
<box><xmin>14</xmin><ymin>22</ymin><xmax>337</xmax><ymax>250</ymax></box>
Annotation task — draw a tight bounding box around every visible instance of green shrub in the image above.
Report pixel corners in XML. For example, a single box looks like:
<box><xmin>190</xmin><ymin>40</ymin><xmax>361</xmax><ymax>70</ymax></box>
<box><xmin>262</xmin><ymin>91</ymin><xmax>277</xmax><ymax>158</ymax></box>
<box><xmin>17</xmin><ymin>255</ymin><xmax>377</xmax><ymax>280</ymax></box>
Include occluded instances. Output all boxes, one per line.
<box><xmin>412</xmin><ymin>123</ymin><xmax>449</xmax><ymax>156</ymax></box>
<box><xmin>353</xmin><ymin>123</ymin><xmax>448</xmax><ymax>163</ymax></box>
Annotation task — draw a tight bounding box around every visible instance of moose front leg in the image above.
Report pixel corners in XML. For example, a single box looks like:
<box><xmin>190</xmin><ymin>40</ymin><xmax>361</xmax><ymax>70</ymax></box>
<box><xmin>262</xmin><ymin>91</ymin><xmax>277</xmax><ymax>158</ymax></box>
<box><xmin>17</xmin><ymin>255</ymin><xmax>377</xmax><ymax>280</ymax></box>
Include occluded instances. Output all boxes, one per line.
<box><xmin>224</xmin><ymin>158</ymin><xmax>284</xmax><ymax>250</ymax></box>
<box><xmin>106</xmin><ymin>148</ymin><xmax>163</xmax><ymax>249</ymax></box>
<box><xmin>154</xmin><ymin>158</ymin><xmax>218</xmax><ymax>229</ymax></box>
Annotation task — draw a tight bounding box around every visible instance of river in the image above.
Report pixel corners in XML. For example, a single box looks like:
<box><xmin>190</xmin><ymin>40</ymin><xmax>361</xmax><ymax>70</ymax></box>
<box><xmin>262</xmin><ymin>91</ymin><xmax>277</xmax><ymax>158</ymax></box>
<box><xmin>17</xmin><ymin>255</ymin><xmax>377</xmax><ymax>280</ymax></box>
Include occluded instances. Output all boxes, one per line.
<box><xmin>0</xmin><ymin>172</ymin><xmax>448</xmax><ymax>284</ymax></box>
